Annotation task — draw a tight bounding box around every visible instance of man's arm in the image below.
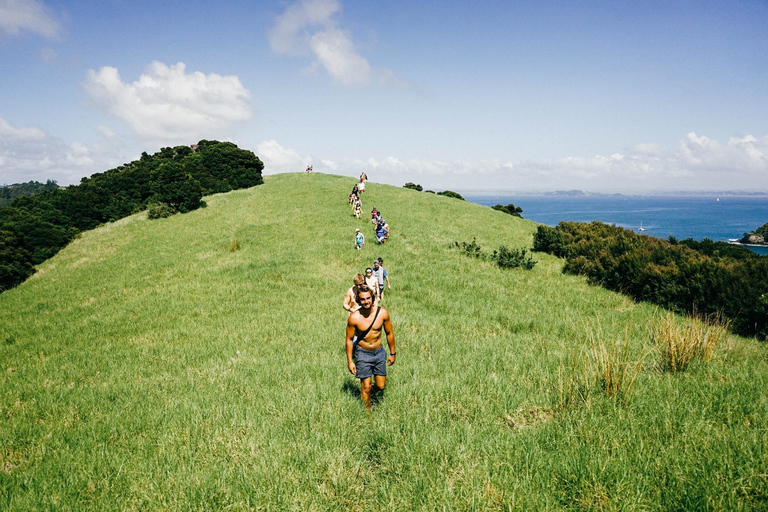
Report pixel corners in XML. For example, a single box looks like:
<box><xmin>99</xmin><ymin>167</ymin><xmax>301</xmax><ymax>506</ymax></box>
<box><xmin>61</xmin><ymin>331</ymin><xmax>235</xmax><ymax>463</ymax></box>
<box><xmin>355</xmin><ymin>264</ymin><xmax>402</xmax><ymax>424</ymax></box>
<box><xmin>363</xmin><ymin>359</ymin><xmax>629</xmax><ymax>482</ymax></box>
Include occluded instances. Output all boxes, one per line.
<box><xmin>343</xmin><ymin>290</ymin><xmax>356</xmax><ymax>312</ymax></box>
<box><xmin>382</xmin><ymin>312</ymin><xmax>396</xmax><ymax>365</ymax></box>
<box><xmin>345</xmin><ymin>319</ymin><xmax>357</xmax><ymax>375</ymax></box>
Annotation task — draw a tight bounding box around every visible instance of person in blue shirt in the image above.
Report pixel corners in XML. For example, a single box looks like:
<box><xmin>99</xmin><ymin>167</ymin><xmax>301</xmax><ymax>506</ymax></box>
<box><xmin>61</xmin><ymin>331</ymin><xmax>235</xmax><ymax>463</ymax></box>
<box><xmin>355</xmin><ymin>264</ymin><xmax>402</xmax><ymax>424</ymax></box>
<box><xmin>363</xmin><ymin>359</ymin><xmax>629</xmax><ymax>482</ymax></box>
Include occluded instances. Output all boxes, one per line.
<box><xmin>372</xmin><ymin>258</ymin><xmax>390</xmax><ymax>300</ymax></box>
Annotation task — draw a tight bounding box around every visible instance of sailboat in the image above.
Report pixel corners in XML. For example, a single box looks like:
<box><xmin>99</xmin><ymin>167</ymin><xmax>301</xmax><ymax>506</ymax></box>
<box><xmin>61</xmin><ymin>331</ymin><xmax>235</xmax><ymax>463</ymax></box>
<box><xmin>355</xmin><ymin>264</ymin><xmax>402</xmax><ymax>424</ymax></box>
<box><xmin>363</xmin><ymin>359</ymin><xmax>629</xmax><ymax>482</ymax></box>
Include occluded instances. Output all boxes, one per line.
<box><xmin>638</xmin><ymin>222</ymin><xmax>645</xmax><ymax>232</ymax></box>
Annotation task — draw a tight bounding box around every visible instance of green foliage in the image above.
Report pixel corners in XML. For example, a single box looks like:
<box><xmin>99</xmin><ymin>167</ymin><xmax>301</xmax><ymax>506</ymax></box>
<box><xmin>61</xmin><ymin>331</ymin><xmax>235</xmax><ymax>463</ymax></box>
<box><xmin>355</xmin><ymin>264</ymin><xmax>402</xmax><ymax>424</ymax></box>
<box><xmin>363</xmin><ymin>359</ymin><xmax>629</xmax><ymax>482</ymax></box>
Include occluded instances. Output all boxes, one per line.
<box><xmin>436</xmin><ymin>190</ymin><xmax>465</xmax><ymax>200</ymax></box>
<box><xmin>492</xmin><ymin>245</ymin><xmax>537</xmax><ymax>270</ymax></box>
<box><xmin>403</xmin><ymin>182</ymin><xmax>423</xmax><ymax>191</ymax></box>
<box><xmin>758</xmin><ymin>222</ymin><xmax>768</xmax><ymax>238</ymax></box>
<box><xmin>492</xmin><ymin>203</ymin><xmax>524</xmax><ymax>218</ymax></box>
<box><xmin>0</xmin><ymin>180</ymin><xmax>59</xmax><ymax>207</ymax></box>
<box><xmin>454</xmin><ymin>238</ymin><xmax>537</xmax><ymax>270</ymax></box>
<box><xmin>533</xmin><ymin>221</ymin><xmax>768</xmax><ymax>339</ymax></box>
<box><xmin>0</xmin><ymin>141</ymin><xmax>264</xmax><ymax>292</ymax></box>
<box><xmin>0</xmin><ymin>229</ymin><xmax>35</xmax><ymax>290</ymax></box>
<box><xmin>146</xmin><ymin>202</ymin><xmax>177</xmax><ymax>219</ymax></box>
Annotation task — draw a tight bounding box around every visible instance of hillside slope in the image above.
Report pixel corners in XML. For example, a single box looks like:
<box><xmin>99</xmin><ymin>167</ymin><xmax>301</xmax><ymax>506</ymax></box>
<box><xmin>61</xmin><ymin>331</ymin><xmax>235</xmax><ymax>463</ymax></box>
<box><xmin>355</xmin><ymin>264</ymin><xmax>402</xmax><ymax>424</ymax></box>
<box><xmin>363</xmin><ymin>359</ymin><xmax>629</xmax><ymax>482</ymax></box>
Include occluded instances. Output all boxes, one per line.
<box><xmin>1</xmin><ymin>173</ymin><xmax>766</xmax><ymax>510</ymax></box>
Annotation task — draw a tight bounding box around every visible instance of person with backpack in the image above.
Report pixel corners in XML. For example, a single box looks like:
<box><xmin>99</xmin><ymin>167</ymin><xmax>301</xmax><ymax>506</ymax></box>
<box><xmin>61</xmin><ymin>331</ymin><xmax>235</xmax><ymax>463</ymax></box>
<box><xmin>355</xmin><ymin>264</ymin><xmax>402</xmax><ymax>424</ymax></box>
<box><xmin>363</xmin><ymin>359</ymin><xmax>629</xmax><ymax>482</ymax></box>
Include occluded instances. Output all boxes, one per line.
<box><xmin>355</xmin><ymin>229</ymin><xmax>365</xmax><ymax>250</ymax></box>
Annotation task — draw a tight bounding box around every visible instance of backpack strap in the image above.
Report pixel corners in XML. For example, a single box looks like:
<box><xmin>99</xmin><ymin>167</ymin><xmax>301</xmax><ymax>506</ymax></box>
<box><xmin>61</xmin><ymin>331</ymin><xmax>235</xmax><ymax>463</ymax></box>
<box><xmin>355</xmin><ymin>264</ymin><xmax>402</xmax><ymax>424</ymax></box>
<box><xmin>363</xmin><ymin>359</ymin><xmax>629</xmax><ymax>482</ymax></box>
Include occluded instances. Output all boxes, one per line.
<box><xmin>352</xmin><ymin>307</ymin><xmax>381</xmax><ymax>350</ymax></box>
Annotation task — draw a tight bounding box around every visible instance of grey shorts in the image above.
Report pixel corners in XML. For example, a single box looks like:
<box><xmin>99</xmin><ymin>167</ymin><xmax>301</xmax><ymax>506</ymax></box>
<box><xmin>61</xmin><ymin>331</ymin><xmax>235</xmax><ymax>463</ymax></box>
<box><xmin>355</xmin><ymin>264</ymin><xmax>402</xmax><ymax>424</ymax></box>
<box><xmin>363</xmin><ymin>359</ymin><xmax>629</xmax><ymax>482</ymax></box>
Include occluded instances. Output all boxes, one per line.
<box><xmin>354</xmin><ymin>345</ymin><xmax>387</xmax><ymax>379</ymax></box>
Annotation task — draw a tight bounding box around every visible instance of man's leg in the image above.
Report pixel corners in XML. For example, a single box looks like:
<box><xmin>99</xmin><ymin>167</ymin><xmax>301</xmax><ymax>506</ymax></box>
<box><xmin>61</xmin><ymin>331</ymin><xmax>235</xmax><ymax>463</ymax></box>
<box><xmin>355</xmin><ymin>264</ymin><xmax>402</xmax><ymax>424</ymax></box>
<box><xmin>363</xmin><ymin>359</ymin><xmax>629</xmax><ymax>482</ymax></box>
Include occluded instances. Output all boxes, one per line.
<box><xmin>360</xmin><ymin>377</ymin><xmax>373</xmax><ymax>409</ymax></box>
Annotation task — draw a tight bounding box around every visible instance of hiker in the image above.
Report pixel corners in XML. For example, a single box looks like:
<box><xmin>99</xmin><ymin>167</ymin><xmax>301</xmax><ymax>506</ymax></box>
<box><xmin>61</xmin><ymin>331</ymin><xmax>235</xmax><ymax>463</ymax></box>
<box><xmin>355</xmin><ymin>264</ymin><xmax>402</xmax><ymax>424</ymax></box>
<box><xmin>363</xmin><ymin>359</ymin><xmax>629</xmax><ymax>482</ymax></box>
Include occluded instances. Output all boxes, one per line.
<box><xmin>358</xmin><ymin>180</ymin><xmax>365</xmax><ymax>194</ymax></box>
<box><xmin>360</xmin><ymin>171</ymin><xmax>367</xmax><ymax>182</ymax></box>
<box><xmin>354</xmin><ymin>198</ymin><xmax>362</xmax><ymax>219</ymax></box>
<box><xmin>373</xmin><ymin>258</ymin><xmax>391</xmax><ymax>300</ymax></box>
<box><xmin>355</xmin><ymin>228</ymin><xmax>365</xmax><ymax>250</ymax></box>
<box><xmin>345</xmin><ymin>285</ymin><xmax>396</xmax><ymax>410</ymax></box>
<box><xmin>364</xmin><ymin>268</ymin><xmax>379</xmax><ymax>304</ymax></box>
<box><xmin>343</xmin><ymin>273</ymin><xmax>366</xmax><ymax>313</ymax></box>
<box><xmin>375</xmin><ymin>220</ymin><xmax>389</xmax><ymax>244</ymax></box>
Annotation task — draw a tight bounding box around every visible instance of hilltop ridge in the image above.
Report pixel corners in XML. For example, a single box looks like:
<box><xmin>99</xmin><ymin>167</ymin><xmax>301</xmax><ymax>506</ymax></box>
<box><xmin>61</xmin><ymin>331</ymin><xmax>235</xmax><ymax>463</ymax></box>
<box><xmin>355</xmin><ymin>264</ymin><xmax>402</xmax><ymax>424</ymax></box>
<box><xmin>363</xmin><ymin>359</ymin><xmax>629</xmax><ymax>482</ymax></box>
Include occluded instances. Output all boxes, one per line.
<box><xmin>1</xmin><ymin>173</ymin><xmax>767</xmax><ymax>510</ymax></box>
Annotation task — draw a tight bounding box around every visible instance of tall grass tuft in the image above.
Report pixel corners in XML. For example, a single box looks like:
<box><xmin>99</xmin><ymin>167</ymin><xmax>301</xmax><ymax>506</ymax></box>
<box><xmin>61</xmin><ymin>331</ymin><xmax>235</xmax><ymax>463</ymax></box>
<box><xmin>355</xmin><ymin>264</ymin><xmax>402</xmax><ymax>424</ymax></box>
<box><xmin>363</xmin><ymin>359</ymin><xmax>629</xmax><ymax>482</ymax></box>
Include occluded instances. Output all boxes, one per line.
<box><xmin>652</xmin><ymin>311</ymin><xmax>730</xmax><ymax>372</ymax></box>
<box><xmin>229</xmin><ymin>236</ymin><xmax>241</xmax><ymax>252</ymax></box>
<box><xmin>556</xmin><ymin>323</ymin><xmax>644</xmax><ymax>407</ymax></box>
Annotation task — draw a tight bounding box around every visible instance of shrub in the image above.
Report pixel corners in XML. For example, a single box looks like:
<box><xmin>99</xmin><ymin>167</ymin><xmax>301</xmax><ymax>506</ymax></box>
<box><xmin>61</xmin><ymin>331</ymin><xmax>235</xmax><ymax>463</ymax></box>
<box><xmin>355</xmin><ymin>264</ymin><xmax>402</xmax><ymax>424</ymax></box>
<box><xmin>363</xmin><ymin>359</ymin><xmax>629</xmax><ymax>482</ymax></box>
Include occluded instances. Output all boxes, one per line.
<box><xmin>533</xmin><ymin>220</ymin><xmax>768</xmax><ymax>339</ymax></box>
<box><xmin>403</xmin><ymin>182</ymin><xmax>423</xmax><ymax>191</ymax></box>
<box><xmin>492</xmin><ymin>245</ymin><xmax>537</xmax><ymax>270</ymax></box>
<box><xmin>437</xmin><ymin>190</ymin><xmax>465</xmax><ymax>200</ymax></box>
<box><xmin>454</xmin><ymin>239</ymin><xmax>537</xmax><ymax>270</ymax></box>
<box><xmin>492</xmin><ymin>203</ymin><xmax>524</xmax><ymax>218</ymax></box>
<box><xmin>147</xmin><ymin>202</ymin><xmax>177</xmax><ymax>219</ymax></box>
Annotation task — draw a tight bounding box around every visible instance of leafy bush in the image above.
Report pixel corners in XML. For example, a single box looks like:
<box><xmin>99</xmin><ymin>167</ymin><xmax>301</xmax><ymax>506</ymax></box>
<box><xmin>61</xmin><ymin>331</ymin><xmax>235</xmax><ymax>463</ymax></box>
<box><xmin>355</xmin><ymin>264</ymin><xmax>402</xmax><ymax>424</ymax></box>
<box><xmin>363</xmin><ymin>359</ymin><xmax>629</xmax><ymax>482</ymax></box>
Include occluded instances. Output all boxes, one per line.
<box><xmin>403</xmin><ymin>182</ymin><xmax>423</xmax><ymax>191</ymax></box>
<box><xmin>492</xmin><ymin>203</ymin><xmax>524</xmax><ymax>218</ymax></box>
<box><xmin>454</xmin><ymin>239</ymin><xmax>537</xmax><ymax>270</ymax></box>
<box><xmin>533</xmin><ymin>221</ymin><xmax>768</xmax><ymax>339</ymax></box>
<box><xmin>492</xmin><ymin>245</ymin><xmax>536</xmax><ymax>270</ymax></box>
<box><xmin>437</xmin><ymin>190</ymin><xmax>465</xmax><ymax>200</ymax></box>
<box><xmin>147</xmin><ymin>202</ymin><xmax>177</xmax><ymax>219</ymax></box>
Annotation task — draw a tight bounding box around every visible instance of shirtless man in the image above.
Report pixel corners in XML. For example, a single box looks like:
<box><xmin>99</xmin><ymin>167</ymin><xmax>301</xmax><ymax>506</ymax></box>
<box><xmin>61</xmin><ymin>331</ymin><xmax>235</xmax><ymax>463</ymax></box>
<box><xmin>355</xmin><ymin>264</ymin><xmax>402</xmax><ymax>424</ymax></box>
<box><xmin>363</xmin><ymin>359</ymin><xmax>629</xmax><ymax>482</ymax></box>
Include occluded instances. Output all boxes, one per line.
<box><xmin>345</xmin><ymin>286</ymin><xmax>396</xmax><ymax>410</ymax></box>
<box><xmin>343</xmin><ymin>273</ymin><xmax>366</xmax><ymax>313</ymax></box>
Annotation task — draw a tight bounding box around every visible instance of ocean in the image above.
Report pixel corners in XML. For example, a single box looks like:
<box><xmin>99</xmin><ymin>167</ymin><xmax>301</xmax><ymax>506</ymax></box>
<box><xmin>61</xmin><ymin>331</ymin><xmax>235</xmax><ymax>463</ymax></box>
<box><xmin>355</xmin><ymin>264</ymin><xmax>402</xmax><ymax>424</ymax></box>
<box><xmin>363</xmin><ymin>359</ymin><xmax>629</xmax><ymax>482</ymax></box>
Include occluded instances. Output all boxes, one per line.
<box><xmin>464</xmin><ymin>194</ymin><xmax>768</xmax><ymax>256</ymax></box>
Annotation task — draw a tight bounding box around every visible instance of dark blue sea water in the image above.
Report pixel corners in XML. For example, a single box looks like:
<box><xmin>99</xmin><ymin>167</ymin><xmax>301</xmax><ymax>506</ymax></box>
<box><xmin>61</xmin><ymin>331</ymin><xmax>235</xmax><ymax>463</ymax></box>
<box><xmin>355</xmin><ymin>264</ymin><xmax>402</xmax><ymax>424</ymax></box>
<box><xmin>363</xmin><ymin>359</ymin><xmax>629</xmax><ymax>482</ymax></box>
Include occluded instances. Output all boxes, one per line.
<box><xmin>464</xmin><ymin>194</ymin><xmax>768</xmax><ymax>256</ymax></box>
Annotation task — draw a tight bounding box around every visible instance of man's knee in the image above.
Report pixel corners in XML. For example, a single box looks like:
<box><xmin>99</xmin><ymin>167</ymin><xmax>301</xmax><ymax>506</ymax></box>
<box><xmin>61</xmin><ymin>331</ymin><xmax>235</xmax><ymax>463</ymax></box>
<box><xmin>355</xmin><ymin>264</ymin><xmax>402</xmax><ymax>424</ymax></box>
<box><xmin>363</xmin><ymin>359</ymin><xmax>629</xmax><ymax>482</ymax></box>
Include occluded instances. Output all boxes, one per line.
<box><xmin>361</xmin><ymin>379</ymin><xmax>373</xmax><ymax>392</ymax></box>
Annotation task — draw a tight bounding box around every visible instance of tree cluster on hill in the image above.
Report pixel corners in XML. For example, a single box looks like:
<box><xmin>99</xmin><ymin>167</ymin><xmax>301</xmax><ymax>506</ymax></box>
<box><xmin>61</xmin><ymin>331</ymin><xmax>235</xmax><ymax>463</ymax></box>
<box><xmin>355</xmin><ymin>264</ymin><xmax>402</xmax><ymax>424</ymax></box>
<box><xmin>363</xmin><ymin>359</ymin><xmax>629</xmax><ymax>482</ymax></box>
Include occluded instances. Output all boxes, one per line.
<box><xmin>436</xmin><ymin>190</ymin><xmax>465</xmax><ymax>200</ymax></box>
<box><xmin>403</xmin><ymin>182</ymin><xmax>423</xmax><ymax>191</ymax></box>
<box><xmin>533</xmin><ymin>221</ymin><xmax>768</xmax><ymax>340</ymax></box>
<box><xmin>492</xmin><ymin>203</ymin><xmax>524</xmax><ymax>218</ymax></box>
<box><xmin>0</xmin><ymin>180</ymin><xmax>59</xmax><ymax>207</ymax></box>
<box><xmin>0</xmin><ymin>140</ymin><xmax>263</xmax><ymax>292</ymax></box>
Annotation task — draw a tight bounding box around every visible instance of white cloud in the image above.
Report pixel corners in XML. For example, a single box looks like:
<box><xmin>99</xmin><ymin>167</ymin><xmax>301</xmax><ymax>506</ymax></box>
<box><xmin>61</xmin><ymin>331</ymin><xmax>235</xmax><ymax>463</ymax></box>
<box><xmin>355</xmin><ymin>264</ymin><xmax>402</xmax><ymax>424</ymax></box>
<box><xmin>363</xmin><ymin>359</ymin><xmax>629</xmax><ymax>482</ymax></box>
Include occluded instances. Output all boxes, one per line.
<box><xmin>0</xmin><ymin>116</ymin><xmax>46</xmax><ymax>141</ymax></box>
<box><xmin>256</xmin><ymin>139</ymin><xmax>312</xmax><ymax>173</ymax></box>
<box><xmin>269</xmin><ymin>0</ymin><xmax>404</xmax><ymax>87</ymax></box>
<box><xmin>83</xmin><ymin>62</ymin><xmax>252</xmax><ymax>145</ymax></box>
<box><xmin>340</xmin><ymin>133</ymin><xmax>768</xmax><ymax>192</ymax></box>
<box><xmin>0</xmin><ymin>0</ymin><xmax>62</xmax><ymax>39</ymax></box>
<box><xmin>0</xmin><ymin>116</ymin><xmax>123</xmax><ymax>185</ymax></box>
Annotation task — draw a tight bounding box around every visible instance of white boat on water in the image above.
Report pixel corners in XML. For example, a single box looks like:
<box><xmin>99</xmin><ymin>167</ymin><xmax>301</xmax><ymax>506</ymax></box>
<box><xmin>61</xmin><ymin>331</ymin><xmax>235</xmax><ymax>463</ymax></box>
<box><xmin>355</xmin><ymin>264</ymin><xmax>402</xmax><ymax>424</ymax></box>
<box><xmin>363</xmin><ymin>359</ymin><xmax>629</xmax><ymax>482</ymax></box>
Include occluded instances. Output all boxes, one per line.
<box><xmin>638</xmin><ymin>222</ymin><xmax>645</xmax><ymax>232</ymax></box>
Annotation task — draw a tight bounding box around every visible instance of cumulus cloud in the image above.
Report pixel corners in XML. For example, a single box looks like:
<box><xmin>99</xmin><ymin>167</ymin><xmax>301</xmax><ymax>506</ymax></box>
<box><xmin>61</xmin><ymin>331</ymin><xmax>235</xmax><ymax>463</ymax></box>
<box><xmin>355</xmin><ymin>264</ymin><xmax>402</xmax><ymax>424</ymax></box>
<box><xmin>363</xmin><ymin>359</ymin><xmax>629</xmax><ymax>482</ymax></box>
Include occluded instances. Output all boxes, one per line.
<box><xmin>269</xmin><ymin>0</ymin><xmax>404</xmax><ymax>87</ymax></box>
<box><xmin>83</xmin><ymin>62</ymin><xmax>252</xmax><ymax>144</ymax></box>
<box><xmin>0</xmin><ymin>116</ymin><xmax>123</xmax><ymax>185</ymax></box>
<box><xmin>339</xmin><ymin>133</ymin><xmax>768</xmax><ymax>192</ymax></box>
<box><xmin>246</xmin><ymin>133</ymin><xmax>768</xmax><ymax>192</ymax></box>
<box><xmin>0</xmin><ymin>0</ymin><xmax>62</xmax><ymax>39</ymax></box>
<box><xmin>256</xmin><ymin>140</ymin><xmax>312</xmax><ymax>173</ymax></box>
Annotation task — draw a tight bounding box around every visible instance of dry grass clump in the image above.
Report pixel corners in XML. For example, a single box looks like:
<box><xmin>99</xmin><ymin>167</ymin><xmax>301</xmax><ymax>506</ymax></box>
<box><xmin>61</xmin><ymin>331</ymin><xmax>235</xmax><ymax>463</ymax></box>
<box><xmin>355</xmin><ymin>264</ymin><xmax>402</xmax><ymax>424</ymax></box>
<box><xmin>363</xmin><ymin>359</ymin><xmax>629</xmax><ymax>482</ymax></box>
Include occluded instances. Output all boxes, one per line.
<box><xmin>502</xmin><ymin>405</ymin><xmax>554</xmax><ymax>430</ymax></box>
<box><xmin>556</xmin><ymin>323</ymin><xmax>645</xmax><ymax>408</ymax></box>
<box><xmin>229</xmin><ymin>237</ymin><xmax>241</xmax><ymax>252</ymax></box>
<box><xmin>652</xmin><ymin>311</ymin><xmax>730</xmax><ymax>372</ymax></box>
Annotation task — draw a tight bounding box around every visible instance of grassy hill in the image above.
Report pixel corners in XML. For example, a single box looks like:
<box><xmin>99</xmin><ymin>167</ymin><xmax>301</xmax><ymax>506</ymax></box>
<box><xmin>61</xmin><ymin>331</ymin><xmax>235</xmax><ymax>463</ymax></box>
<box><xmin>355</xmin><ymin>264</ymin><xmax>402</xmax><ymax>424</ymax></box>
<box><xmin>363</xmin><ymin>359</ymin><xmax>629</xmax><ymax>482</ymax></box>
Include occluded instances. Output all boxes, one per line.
<box><xmin>1</xmin><ymin>173</ymin><xmax>766</xmax><ymax>510</ymax></box>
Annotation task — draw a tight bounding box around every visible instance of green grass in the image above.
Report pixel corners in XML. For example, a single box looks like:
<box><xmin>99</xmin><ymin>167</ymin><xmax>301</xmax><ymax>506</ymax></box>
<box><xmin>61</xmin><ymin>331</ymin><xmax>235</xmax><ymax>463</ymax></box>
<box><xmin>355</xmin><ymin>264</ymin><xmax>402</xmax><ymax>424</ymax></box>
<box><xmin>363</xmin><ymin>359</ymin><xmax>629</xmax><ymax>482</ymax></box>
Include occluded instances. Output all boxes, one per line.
<box><xmin>1</xmin><ymin>172</ymin><xmax>767</xmax><ymax>510</ymax></box>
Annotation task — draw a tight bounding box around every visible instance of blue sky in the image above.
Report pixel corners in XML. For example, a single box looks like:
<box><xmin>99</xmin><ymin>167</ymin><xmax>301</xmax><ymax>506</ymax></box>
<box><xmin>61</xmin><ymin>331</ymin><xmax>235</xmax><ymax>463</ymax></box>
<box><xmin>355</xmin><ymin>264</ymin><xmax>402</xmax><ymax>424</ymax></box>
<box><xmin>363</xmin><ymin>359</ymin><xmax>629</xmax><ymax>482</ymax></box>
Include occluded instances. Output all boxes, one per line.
<box><xmin>1</xmin><ymin>0</ymin><xmax>767</xmax><ymax>192</ymax></box>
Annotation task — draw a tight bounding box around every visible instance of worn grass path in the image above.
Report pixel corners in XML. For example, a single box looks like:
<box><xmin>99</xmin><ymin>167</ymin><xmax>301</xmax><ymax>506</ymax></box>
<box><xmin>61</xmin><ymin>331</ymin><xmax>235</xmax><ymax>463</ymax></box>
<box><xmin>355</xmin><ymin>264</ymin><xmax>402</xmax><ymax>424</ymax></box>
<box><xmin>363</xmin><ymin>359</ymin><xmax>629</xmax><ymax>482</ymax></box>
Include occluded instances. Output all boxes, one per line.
<box><xmin>1</xmin><ymin>173</ymin><xmax>767</xmax><ymax>510</ymax></box>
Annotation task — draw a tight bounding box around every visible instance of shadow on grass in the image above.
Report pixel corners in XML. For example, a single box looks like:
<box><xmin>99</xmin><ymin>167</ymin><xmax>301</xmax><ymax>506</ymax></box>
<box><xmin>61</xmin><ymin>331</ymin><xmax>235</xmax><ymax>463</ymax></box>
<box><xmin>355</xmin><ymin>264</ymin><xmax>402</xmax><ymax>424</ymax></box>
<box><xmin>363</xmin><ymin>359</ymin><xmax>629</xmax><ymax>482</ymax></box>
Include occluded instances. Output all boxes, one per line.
<box><xmin>341</xmin><ymin>379</ymin><xmax>361</xmax><ymax>398</ymax></box>
<box><xmin>341</xmin><ymin>378</ymin><xmax>387</xmax><ymax>407</ymax></box>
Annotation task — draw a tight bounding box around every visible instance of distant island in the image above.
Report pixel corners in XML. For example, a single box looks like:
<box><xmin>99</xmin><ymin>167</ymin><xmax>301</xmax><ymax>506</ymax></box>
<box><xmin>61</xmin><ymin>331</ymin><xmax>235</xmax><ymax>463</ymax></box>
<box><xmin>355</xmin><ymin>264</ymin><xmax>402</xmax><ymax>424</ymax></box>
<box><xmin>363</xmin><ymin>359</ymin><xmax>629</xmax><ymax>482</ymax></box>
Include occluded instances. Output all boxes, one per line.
<box><xmin>736</xmin><ymin>221</ymin><xmax>768</xmax><ymax>246</ymax></box>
